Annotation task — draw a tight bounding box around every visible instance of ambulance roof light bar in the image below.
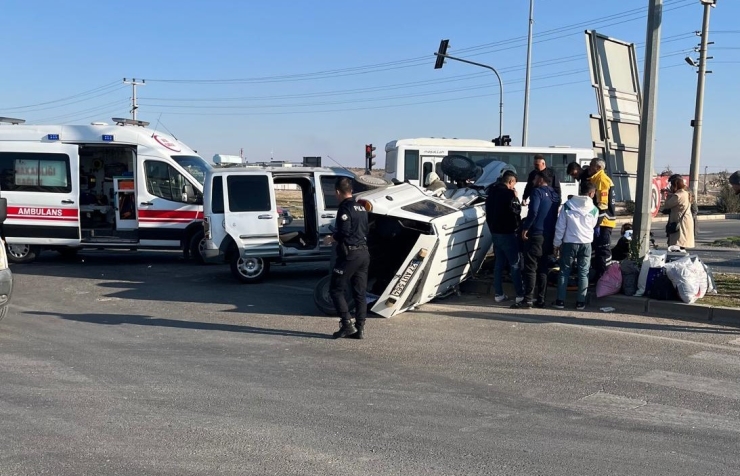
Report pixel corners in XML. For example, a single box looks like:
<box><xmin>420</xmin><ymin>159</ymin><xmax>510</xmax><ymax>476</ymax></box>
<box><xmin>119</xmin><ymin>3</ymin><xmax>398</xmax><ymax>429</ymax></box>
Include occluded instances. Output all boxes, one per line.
<box><xmin>0</xmin><ymin>117</ymin><xmax>26</xmax><ymax>125</ymax></box>
<box><xmin>112</xmin><ymin>117</ymin><xmax>150</xmax><ymax>127</ymax></box>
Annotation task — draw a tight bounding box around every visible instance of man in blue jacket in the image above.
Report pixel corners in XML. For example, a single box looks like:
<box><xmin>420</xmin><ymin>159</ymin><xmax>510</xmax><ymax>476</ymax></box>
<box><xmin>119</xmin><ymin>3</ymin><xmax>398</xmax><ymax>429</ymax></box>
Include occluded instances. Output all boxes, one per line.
<box><xmin>512</xmin><ymin>170</ymin><xmax>560</xmax><ymax>309</ymax></box>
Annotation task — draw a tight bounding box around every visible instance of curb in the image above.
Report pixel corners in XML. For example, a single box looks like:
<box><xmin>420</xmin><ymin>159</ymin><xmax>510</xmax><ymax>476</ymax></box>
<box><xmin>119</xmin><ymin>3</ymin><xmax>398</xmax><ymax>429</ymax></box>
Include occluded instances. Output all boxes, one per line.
<box><xmin>615</xmin><ymin>213</ymin><xmax>740</xmax><ymax>225</ymax></box>
<box><xmin>460</xmin><ymin>278</ymin><xmax>740</xmax><ymax>325</ymax></box>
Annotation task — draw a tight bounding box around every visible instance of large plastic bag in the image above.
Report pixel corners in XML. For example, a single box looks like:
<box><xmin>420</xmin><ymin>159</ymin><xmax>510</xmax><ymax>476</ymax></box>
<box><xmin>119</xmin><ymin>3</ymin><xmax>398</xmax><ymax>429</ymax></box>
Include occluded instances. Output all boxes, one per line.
<box><xmin>635</xmin><ymin>250</ymin><xmax>667</xmax><ymax>297</ymax></box>
<box><xmin>596</xmin><ymin>262</ymin><xmax>623</xmax><ymax>298</ymax></box>
<box><xmin>664</xmin><ymin>256</ymin><xmax>708</xmax><ymax>304</ymax></box>
<box><xmin>620</xmin><ymin>259</ymin><xmax>641</xmax><ymax>296</ymax></box>
<box><xmin>695</xmin><ymin>257</ymin><xmax>717</xmax><ymax>295</ymax></box>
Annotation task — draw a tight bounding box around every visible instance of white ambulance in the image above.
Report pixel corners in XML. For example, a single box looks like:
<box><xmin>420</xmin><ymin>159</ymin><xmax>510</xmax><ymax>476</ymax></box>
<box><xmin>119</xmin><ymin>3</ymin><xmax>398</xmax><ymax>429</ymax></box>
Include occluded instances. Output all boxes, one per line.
<box><xmin>0</xmin><ymin>117</ymin><xmax>211</xmax><ymax>263</ymax></box>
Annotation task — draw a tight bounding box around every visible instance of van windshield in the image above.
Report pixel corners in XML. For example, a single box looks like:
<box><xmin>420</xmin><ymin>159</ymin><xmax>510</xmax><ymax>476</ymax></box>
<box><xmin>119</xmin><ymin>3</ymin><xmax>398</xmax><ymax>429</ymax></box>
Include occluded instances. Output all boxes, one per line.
<box><xmin>172</xmin><ymin>155</ymin><xmax>211</xmax><ymax>186</ymax></box>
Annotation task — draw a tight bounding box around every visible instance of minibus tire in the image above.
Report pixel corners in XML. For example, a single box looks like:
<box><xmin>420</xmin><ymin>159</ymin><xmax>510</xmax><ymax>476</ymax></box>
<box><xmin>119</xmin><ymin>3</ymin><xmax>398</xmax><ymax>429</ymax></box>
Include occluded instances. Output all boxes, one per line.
<box><xmin>230</xmin><ymin>254</ymin><xmax>270</xmax><ymax>284</ymax></box>
<box><xmin>313</xmin><ymin>274</ymin><xmax>356</xmax><ymax>316</ymax></box>
<box><xmin>6</xmin><ymin>244</ymin><xmax>40</xmax><ymax>264</ymax></box>
<box><xmin>441</xmin><ymin>154</ymin><xmax>477</xmax><ymax>182</ymax></box>
<box><xmin>189</xmin><ymin>230</ymin><xmax>206</xmax><ymax>265</ymax></box>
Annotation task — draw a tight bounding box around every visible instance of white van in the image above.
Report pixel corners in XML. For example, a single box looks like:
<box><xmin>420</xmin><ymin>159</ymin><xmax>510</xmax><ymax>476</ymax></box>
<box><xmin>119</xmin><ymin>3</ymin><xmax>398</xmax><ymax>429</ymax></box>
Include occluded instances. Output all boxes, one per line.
<box><xmin>383</xmin><ymin>138</ymin><xmax>591</xmax><ymax>201</ymax></box>
<box><xmin>202</xmin><ymin>165</ymin><xmax>361</xmax><ymax>283</ymax></box>
<box><xmin>0</xmin><ymin>117</ymin><xmax>211</xmax><ymax>263</ymax></box>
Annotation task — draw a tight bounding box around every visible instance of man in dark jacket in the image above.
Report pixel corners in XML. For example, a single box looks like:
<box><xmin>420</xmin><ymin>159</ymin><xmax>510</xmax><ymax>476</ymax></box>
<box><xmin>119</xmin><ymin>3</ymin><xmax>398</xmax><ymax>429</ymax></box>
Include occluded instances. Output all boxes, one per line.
<box><xmin>485</xmin><ymin>171</ymin><xmax>524</xmax><ymax>304</ymax></box>
<box><xmin>522</xmin><ymin>154</ymin><xmax>561</xmax><ymax>205</ymax></box>
<box><xmin>513</xmin><ymin>170</ymin><xmax>560</xmax><ymax>309</ymax></box>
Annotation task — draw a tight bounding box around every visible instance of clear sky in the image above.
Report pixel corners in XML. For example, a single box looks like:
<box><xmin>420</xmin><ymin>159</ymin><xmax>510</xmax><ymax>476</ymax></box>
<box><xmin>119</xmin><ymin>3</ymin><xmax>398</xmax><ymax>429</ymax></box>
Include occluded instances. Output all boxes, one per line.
<box><xmin>1</xmin><ymin>0</ymin><xmax>738</xmax><ymax>172</ymax></box>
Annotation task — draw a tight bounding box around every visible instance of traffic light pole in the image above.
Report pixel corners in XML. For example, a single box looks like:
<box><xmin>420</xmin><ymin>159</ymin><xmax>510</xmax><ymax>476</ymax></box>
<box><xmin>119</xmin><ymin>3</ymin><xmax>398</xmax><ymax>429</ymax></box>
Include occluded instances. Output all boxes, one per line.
<box><xmin>434</xmin><ymin>53</ymin><xmax>504</xmax><ymax>141</ymax></box>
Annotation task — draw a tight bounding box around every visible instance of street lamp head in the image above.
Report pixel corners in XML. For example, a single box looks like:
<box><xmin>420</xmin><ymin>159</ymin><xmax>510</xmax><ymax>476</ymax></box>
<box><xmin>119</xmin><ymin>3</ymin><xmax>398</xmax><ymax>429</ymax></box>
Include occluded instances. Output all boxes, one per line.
<box><xmin>685</xmin><ymin>56</ymin><xmax>698</xmax><ymax>66</ymax></box>
<box><xmin>699</xmin><ymin>0</ymin><xmax>717</xmax><ymax>6</ymax></box>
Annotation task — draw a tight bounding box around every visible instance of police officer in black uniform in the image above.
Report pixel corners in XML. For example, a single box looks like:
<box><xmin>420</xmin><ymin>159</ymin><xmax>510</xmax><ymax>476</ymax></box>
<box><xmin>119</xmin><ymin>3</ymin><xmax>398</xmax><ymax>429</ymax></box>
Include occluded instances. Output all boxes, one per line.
<box><xmin>325</xmin><ymin>177</ymin><xmax>370</xmax><ymax>339</ymax></box>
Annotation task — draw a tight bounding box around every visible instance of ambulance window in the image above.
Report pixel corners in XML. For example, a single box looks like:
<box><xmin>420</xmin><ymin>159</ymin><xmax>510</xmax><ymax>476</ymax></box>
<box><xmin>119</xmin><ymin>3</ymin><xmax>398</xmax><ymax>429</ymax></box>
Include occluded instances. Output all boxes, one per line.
<box><xmin>227</xmin><ymin>175</ymin><xmax>271</xmax><ymax>212</ymax></box>
<box><xmin>0</xmin><ymin>152</ymin><xmax>71</xmax><ymax>193</ymax></box>
<box><xmin>211</xmin><ymin>176</ymin><xmax>225</xmax><ymax>214</ymax></box>
<box><xmin>404</xmin><ymin>150</ymin><xmax>419</xmax><ymax>181</ymax></box>
<box><xmin>145</xmin><ymin>160</ymin><xmax>199</xmax><ymax>203</ymax></box>
<box><xmin>320</xmin><ymin>176</ymin><xmax>340</xmax><ymax>210</ymax></box>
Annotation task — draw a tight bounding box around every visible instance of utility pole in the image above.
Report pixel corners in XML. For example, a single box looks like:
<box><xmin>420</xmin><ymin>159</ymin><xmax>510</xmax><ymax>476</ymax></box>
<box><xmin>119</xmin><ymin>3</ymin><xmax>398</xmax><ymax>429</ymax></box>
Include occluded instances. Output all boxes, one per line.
<box><xmin>703</xmin><ymin>165</ymin><xmax>708</xmax><ymax>194</ymax></box>
<box><xmin>434</xmin><ymin>39</ymin><xmax>504</xmax><ymax>141</ymax></box>
<box><xmin>522</xmin><ymin>0</ymin><xmax>534</xmax><ymax>146</ymax></box>
<box><xmin>633</xmin><ymin>0</ymin><xmax>663</xmax><ymax>257</ymax></box>
<box><xmin>688</xmin><ymin>0</ymin><xmax>716</xmax><ymax>204</ymax></box>
<box><xmin>123</xmin><ymin>78</ymin><xmax>145</xmax><ymax>120</ymax></box>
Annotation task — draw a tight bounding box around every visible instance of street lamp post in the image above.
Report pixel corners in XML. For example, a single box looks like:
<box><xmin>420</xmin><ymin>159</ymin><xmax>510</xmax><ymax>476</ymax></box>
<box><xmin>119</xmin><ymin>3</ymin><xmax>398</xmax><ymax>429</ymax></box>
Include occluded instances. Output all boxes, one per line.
<box><xmin>434</xmin><ymin>40</ymin><xmax>504</xmax><ymax>141</ymax></box>
<box><xmin>522</xmin><ymin>0</ymin><xmax>534</xmax><ymax>146</ymax></box>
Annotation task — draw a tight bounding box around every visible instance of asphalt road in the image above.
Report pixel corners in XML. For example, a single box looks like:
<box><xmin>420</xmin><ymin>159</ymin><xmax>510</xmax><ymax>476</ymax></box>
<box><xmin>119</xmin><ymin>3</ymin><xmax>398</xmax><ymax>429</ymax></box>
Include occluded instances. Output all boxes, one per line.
<box><xmin>2</xmin><ymin>251</ymin><xmax>740</xmax><ymax>475</ymax></box>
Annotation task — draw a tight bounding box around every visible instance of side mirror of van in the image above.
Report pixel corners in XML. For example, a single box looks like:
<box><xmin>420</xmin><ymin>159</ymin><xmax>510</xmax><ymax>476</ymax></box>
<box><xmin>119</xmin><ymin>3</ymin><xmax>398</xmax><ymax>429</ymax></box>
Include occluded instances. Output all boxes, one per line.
<box><xmin>182</xmin><ymin>184</ymin><xmax>198</xmax><ymax>204</ymax></box>
<box><xmin>0</xmin><ymin>197</ymin><xmax>6</xmax><ymax>223</ymax></box>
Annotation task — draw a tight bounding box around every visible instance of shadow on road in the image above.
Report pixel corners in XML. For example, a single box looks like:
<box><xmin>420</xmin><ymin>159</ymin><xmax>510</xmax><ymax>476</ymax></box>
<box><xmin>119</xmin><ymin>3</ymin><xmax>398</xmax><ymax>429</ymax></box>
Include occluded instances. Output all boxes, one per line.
<box><xmin>437</xmin><ymin>297</ymin><xmax>740</xmax><ymax>334</ymax></box>
<box><xmin>25</xmin><ymin>311</ymin><xmax>333</xmax><ymax>339</ymax></box>
<box><xmin>10</xmin><ymin>251</ymin><xmax>331</xmax><ymax>318</ymax></box>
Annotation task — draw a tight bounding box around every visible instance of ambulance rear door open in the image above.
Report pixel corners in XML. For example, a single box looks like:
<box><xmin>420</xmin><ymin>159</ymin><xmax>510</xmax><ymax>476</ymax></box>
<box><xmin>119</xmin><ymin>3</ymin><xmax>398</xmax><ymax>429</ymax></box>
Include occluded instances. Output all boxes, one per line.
<box><xmin>0</xmin><ymin>142</ymin><xmax>81</xmax><ymax>246</ymax></box>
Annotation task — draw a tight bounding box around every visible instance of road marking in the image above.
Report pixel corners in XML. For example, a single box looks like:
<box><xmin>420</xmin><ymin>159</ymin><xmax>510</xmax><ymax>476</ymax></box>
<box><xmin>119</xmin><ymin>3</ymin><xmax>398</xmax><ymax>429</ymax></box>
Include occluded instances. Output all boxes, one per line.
<box><xmin>635</xmin><ymin>370</ymin><xmax>740</xmax><ymax>401</ymax></box>
<box><xmin>691</xmin><ymin>350</ymin><xmax>740</xmax><ymax>367</ymax></box>
<box><xmin>267</xmin><ymin>284</ymin><xmax>314</xmax><ymax>293</ymax></box>
<box><xmin>572</xmin><ymin>392</ymin><xmax>740</xmax><ymax>433</ymax></box>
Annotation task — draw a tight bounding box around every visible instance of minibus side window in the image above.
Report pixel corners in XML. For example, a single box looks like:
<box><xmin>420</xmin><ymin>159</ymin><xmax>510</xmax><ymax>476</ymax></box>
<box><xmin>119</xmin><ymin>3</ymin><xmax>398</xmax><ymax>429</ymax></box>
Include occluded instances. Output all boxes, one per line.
<box><xmin>404</xmin><ymin>150</ymin><xmax>419</xmax><ymax>181</ymax></box>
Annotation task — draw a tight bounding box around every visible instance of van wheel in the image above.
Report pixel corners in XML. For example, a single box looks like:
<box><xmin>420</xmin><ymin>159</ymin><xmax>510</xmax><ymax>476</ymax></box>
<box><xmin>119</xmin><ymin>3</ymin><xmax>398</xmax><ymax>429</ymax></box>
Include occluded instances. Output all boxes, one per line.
<box><xmin>189</xmin><ymin>230</ymin><xmax>206</xmax><ymax>264</ymax></box>
<box><xmin>6</xmin><ymin>244</ymin><xmax>40</xmax><ymax>264</ymax></box>
<box><xmin>230</xmin><ymin>254</ymin><xmax>270</xmax><ymax>284</ymax></box>
<box><xmin>313</xmin><ymin>274</ymin><xmax>356</xmax><ymax>315</ymax></box>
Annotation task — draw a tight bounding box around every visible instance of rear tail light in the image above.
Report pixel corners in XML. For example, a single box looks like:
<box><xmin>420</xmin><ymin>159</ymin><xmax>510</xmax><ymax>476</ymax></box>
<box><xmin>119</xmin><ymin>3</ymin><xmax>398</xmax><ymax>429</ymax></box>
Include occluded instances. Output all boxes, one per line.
<box><xmin>358</xmin><ymin>199</ymin><xmax>373</xmax><ymax>212</ymax></box>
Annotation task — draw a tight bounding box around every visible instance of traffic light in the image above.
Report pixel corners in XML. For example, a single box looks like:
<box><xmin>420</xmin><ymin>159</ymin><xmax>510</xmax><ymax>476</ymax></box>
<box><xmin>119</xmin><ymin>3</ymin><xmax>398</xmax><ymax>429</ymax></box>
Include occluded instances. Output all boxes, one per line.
<box><xmin>492</xmin><ymin>135</ymin><xmax>512</xmax><ymax>146</ymax></box>
<box><xmin>365</xmin><ymin>144</ymin><xmax>376</xmax><ymax>173</ymax></box>
<box><xmin>434</xmin><ymin>39</ymin><xmax>450</xmax><ymax>69</ymax></box>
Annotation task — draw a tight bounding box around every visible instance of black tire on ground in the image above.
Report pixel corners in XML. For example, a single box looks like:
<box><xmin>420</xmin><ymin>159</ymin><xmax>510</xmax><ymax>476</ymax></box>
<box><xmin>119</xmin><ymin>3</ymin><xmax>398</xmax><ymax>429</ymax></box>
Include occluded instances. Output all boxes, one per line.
<box><xmin>353</xmin><ymin>174</ymin><xmax>392</xmax><ymax>193</ymax></box>
<box><xmin>6</xmin><ymin>244</ymin><xmax>41</xmax><ymax>264</ymax></box>
<box><xmin>313</xmin><ymin>274</ymin><xmax>356</xmax><ymax>316</ymax></box>
<box><xmin>441</xmin><ymin>155</ymin><xmax>477</xmax><ymax>182</ymax></box>
<box><xmin>189</xmin><ymin>229</ymin><xmax>206</xmax><ymax>264</ymax></box>
<box><xmin>230</xmin><ymin>253</ymin><xmax>270</xmax><ymax>284</ymax></box>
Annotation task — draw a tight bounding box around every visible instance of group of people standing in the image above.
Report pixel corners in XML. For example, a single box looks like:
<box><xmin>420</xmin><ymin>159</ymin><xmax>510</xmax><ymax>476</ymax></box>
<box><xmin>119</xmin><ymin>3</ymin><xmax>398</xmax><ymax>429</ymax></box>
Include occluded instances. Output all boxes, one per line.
<box><xmin>486</xmin><ymin>155</ymin><xmax>633</xmax><ymax>310</ymax></box>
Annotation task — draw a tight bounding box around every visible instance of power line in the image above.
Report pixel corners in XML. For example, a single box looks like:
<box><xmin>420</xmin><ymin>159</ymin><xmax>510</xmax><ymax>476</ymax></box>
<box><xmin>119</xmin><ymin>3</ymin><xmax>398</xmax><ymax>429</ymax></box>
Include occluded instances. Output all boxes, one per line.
<box><xmin>144</xmin><ymin>61</ymin><xmax>690</xmax><ymax>117</ymax></box>
<box><xmin>145</xmin><ymin>0</ymin><xmax>694</xmax><ymax>85</ymax></box>
<box><xmin>137</xmin><ymin>50</ymin><xmax>693</xmax><ymax>111</ymax></box>
<box><xmin>2</xmin><ymin>81</ymin><xmax>122</xmax><ymax>111</ymax></box>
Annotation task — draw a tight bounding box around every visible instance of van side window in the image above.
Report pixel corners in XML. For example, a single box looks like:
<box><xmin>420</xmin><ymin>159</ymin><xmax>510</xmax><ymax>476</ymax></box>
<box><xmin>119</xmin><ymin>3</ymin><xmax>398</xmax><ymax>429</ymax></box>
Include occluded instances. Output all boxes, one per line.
<box><xmin>404</xmin><ymin>150</ymin><xmax>419</xmax><ymax>181</ymax></box>
<box><xmin>145</xmin><ymin>160</ymin><xmax>197</xmax><ymax>203</ymax></box>
<box><xmin>0</xmin><ymin>152</ymin><xmax>71</xmax><ymax>193</ymax></box>
<box><xmin>320</xmin><ymin>176</ymin><xmax>340</xmax><ymax>209</ymax></box>
<box><xmin>227</xmin><ymin>175</ymin><xmax>271</xmax><ymax>212</ymax></box>
<box><xmin>211</xmin><ymin>176</ymin><xmax>225</xmax><ymax>213</ymax></box>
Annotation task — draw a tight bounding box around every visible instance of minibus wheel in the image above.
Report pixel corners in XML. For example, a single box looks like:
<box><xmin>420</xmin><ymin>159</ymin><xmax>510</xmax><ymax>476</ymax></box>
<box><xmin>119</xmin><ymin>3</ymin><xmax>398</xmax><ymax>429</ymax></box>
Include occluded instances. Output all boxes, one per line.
<box><xmin>230</xmin><ymin>254</ymin><xmax>270</xmax><ymax>283</ymax></box>
<box><xmin>6</xmin><ymin>244</ymin><xmax>40</xmax><ymax>264</ymax></box>
<box><xmin>313</xmin><ymin>274</ymin><xmax>356</xmax><ymax>316</ymax></box>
